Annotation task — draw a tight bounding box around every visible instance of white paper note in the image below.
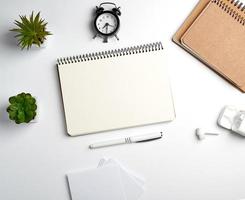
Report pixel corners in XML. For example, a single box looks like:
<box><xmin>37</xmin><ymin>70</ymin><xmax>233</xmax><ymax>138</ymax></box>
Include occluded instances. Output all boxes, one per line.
<box><xmin>67</xmin><ymin>165</ymin><xmax>126</xmax><ymax>200</ymax></box>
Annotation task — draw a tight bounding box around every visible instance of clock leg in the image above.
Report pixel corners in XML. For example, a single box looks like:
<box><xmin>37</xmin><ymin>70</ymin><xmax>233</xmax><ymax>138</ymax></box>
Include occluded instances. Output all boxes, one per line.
<box><xmin>115</xmin><ymin>35</ymin><xmax>119</xmax><ymax>41</ymax></box>
<box><xmin>103</xmin><ymin>36</ymin><xmax>108</xmax><ymax>43</ymax></box>
<box><xmin>93</xmin><ymin>34</ymin><xmax>98</xmax><ymax>39</ymax></box>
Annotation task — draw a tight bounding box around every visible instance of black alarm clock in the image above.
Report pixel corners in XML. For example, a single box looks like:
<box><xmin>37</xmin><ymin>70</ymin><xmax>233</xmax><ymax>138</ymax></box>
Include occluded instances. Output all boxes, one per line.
<box><xmin>93</xmin><ymin>2</ymin><xmax>121</xmax><ymax>43</ymax></box>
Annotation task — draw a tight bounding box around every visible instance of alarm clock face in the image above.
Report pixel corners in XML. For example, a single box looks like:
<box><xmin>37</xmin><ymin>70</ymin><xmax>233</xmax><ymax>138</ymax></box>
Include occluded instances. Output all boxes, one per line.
<box><xmin>95</xmin><ymin>11</ymin><xmax>119</xmax><ymax>36</ymax></box>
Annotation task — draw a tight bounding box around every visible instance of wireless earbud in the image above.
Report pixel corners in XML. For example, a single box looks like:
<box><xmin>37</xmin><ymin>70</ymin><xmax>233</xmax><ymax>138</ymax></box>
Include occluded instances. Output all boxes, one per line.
<box><xmin>195</xmin><ymin>128</ymin><xmax>220</xmax><ymax>140</ymax></box>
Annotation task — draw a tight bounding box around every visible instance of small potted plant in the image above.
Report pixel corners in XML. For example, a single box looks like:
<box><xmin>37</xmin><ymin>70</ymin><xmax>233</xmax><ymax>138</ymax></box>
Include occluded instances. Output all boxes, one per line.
<box><xmin>10</xmin><ymin>12</ymin><xmax>52</xmax><ymax>49</ymax></box>
<box><xmin>7</xmin><ymin>92</ymin><xmax>37</xmax><ymax>124</ymax></box>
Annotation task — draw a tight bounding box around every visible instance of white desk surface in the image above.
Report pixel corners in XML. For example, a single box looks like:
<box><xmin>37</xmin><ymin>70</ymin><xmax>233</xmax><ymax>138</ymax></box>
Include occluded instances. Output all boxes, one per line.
<box><xmin>1</xmin><ymin>0</ymin><xmax>245</xmax><ymax>199</ymax></box>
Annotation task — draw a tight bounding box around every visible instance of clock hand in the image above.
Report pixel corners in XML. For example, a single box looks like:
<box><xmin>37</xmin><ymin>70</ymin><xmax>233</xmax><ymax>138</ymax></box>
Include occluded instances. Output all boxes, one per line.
<box><xmin>102</xmin><ymin>23</ymin><xmax>109</xmax><ymax>29</ymax></box>
<box><xmin>108</xmin><ymin>24</ymin><xmax>115</xmax><ymax>28</ymax></box>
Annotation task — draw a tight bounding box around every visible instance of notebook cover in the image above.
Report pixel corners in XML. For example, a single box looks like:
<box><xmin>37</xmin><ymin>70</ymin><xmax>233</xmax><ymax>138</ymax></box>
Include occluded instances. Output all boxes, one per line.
<box><xmin>181</xmin><ymin>0</ymin><xmax>245</xmax><ymax>92</ymax></box>
<box><xmin>172</xmin><ymin>0</ymin><xmax>211</xmax><ymax>45</ymax></box>
<box><xmin>58</xmin><ymin>44</ymin><xmax>175</xmax><ymax>136</ymax></box>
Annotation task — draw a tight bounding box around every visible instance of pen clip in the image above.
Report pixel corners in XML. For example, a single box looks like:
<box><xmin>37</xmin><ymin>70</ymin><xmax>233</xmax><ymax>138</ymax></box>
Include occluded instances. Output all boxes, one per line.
<box><xmin>136</xmin><ymin>136</ymin><xmax>163</xmax><ymax>143</ymax></box>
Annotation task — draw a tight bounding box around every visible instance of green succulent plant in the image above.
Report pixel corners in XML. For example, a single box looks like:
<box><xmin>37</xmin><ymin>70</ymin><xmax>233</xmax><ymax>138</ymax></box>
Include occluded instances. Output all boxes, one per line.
<box><xmin>7</xmin><ymin>93</ymin><xmax>37</xmax><ymax>124</ymax></box>
<box><xmin>10</xmin><ymin>12</ymin><xmax>52</xmax><ymax>49</ymax></box>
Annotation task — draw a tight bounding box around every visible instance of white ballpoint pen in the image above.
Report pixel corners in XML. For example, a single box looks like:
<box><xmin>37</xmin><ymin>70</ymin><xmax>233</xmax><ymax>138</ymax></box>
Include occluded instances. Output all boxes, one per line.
<box><xmin>89</xmin><ymin>132</ymin><xmax>163</xmax><ymax>149</ymax></box>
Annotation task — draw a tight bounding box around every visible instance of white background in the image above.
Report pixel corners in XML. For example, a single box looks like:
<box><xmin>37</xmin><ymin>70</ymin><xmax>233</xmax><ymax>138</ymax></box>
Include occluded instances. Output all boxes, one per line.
<box><xmin>1</xmin><ymin>0</ymin><xmax>245</xmax><ymax>200</ymax></box>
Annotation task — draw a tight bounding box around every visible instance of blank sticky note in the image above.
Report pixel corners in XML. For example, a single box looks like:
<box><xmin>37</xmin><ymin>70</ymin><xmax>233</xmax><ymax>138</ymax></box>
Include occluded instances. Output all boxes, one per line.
<box><xmin>67</xmin><ymin>165</ymin><xmax>126</xmax><ymax>200</ymax></box>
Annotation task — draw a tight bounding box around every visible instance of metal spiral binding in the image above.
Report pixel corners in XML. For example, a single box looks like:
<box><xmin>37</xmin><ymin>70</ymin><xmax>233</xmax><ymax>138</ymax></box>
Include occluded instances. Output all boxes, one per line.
<box><xmin>212</xmin><ymin>0</ymin><xmax>245</xmax><ymax>25</ymax></box>
<box><xmin>57</xmin><ymin>42</ymin><xmax>163</xmax><ymax>65</ymax></box>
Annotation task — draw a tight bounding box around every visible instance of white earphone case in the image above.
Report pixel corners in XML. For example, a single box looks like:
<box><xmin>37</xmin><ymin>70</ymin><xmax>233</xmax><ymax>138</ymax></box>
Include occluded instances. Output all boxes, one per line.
<box><xmin>218</xmin><ymin>106</ymin><xmax>245</xmax><ymax>136</ymax></box>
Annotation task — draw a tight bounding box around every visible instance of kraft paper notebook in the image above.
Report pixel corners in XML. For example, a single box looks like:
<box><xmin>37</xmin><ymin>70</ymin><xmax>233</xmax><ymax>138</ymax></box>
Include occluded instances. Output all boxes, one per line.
<box><xmin>173</xmin><ymin>0</ymin><xmax>245</xmax><ymax>92</ymax></box>
<box><xmin>57</xmin><ymin>42</ymin><xmax>175</xmax><ymax>136</ymax></box>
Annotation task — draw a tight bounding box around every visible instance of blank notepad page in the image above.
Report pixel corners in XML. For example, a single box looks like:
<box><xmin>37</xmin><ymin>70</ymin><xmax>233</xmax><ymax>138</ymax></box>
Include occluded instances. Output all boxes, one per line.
<box><xmin>58</xmin><ymin>42</ymin><xmax>175</xmax><ymax>136</ymax></box>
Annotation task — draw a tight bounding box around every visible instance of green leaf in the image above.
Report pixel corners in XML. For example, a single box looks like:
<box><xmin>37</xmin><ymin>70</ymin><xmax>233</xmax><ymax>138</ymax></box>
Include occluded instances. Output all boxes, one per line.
<box><xmin>30</xmin><ymin>12</ymin><xmax>34</xmax><ymax>24</ymax></box>
<box><xmin>9</xmin><ymin>96</ymin><xmax>16</xmax><ymax>103</ymax></box>
<box><xmin>32</xmin><ymin>104</ymin><xmax>37</xmax><ymax>110</ymax></box>
<box><xmin>9</xmin><ymin>110</ymin><xmax>17</xmax><ymax>119</ymax></box>
<box><xmin>34</xmin><ymin>12</ymin><xmax>40</xmax><ymax>25</ymax></box>
<box><xmin>17</xmin><ymin>111</ymin><xmax>25</xmax><ymax>122</ymax></box>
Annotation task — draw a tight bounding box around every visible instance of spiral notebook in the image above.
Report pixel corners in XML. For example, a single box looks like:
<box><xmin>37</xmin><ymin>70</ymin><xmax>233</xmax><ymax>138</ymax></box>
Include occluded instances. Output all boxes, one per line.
<box><xmin>57</xmin><ymin>42</ymin><xmax>175</xmax><ymax>136</ymax></box>
<box><xmin>173</xmin><ymin>0</ymin><xmax>245</xmax><ymax>92</ymax></box>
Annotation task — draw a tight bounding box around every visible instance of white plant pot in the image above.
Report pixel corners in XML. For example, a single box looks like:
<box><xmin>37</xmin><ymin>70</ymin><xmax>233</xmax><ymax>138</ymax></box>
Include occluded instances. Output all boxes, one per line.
<box><xmin>40</xmin><ymin>39</ymin><xmax>48</xmax><ymax>48</ymax></box>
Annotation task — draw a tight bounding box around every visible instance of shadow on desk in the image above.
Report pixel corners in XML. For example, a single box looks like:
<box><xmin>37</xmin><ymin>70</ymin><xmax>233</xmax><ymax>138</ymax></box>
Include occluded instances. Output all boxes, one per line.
<box><xmin>1</xmin><ymin>31</ymin><xmax>19</xmax><ymax>49</ymax></box>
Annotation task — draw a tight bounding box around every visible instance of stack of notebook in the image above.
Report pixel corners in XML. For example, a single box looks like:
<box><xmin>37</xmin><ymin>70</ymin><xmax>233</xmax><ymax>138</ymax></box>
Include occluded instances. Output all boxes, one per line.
<box><xmin>173</xmin><ymin>0</ymin><xmax>245</xmax><ymax>92</ymax></box>
<box><xmin>67</xmin><ymin>158</ymin><xmax>145</xmax><ymax>200</ymax></box>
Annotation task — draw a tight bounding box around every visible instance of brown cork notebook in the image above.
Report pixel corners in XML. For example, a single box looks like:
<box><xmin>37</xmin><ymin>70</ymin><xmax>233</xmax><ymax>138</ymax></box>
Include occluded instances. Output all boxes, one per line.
<box><xmin>173</xmin><ymin>0</ymin><xmax>245</xmax><ymax>92</ymax></box>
